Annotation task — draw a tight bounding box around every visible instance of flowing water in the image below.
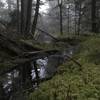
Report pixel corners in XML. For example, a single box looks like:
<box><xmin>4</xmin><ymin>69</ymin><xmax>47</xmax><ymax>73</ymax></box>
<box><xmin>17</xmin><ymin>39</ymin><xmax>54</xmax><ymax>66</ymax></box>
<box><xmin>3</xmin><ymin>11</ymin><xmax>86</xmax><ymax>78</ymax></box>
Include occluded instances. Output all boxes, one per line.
<box><xmin>2</xmin><ymin>46</ymin><xmax>75</xmax><ymax>98</ymax></box>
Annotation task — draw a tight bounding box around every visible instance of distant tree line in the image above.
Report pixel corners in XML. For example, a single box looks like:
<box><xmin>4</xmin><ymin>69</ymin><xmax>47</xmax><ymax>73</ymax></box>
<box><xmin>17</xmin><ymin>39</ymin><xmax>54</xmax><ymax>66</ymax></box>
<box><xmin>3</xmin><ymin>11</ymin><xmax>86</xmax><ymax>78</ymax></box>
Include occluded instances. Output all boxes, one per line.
<box><xmin>0</xmin><ymin>0</ymin><xmax>100</xmax><ymax>36</ymax></box>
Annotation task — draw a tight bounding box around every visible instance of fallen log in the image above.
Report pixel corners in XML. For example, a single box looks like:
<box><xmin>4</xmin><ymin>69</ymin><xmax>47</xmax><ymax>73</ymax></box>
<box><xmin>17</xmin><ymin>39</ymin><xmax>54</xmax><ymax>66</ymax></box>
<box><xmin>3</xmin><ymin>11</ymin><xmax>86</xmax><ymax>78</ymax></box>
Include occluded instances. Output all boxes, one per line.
<box><xmin>0</xmin><ymin>50</ymin><xmax>59</xmax><ymax>75</ymax></box>
<box><xmin>0</xmin><ymin>33</ymin><xmax>42</xmax><ymax>56</ymax></box>
<box><xmin>0</xmin><ymin>34</ymin><xmax>22</xmax><ymax>55</ymax></box>
<box><xmin>64</xmin><ymin>54</ymin><xmax>82</xmax><ymax>68</ymax></box>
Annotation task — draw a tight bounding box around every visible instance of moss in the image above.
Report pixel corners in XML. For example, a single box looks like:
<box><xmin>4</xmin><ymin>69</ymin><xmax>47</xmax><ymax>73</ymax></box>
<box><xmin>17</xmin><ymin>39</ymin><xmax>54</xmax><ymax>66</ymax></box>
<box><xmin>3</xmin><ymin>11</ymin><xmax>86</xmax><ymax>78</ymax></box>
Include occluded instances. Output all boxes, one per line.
<box><xmin>30</xmin><ymin>61</ymin><xmax>100</xmax><ymax>100</ymax></box>
<box><xmin>29</xmin><ymin>36</ymin><xmax>100</xmax><ymax>100</ymax></box>
<box><xmin>20</xmin><ymin>39</ymin><xmax>68</xmax><ymax>50</ymax></box>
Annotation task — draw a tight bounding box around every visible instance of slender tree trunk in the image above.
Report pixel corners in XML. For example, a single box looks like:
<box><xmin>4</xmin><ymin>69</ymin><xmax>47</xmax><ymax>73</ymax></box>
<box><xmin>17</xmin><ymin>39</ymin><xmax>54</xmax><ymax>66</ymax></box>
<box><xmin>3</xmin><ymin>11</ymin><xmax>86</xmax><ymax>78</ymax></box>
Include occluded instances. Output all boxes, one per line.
<box><xmin>21</xmin><ymin>0</ymin><xmax>28</xmax><ymax>36</ymax></box>
<box><xmin>32</xmin><ymin>0</ymin><xmax>40</xmax><ymax>35</ymax></box>
<box><xmin>77</xmin><ymin>4</ymin><xmax>81</xmax><ymax>35</ymax></box>
<box><xmin>91</xmin><ymin>0</ymin><xmax>97</xmax><ymax>33</ymax></box>
<box><xmin>74</xmin><ymin>0</ymin><xmax>77</xmax><ymax>35</ymax></box>
<box><xmin>0</xmin><ymin>82</ymin><xmax>7</xmax><ymax>100</ymax></box>
<box><xmin>25</xmin><ymin>0</ymin><xmax>33</xmax><ymax>34</ymax></box>
<box><xmin>58</xmin><ymin>0</ymin><xmax>63</xmax><ymax>35</ymax></box>
<box><xmin>21</xmin><ymin>0</ymin><xmax>24</xmax><ymax>34</ymax></box>
<box><xmin>59</xmin><ymin>2</ymin><xmax>63</xmax><ymax>35</ymax></box>
<box><xmin>67</xmin><ymin>7</ymin><xmax>70</xmax><ymax>34</ymax></box>
<box><xmin>21</xmin><ymin>63</ymin><xmax>33</xmax><ymax>89</ymax></box>
<box><xmin>34</xmin><ymin>61</ymin><xmax>40</xmax><ymax>86</ymax></box>
<box><xmin>17</xmin><ymin>0</ymin><xmax>20</xmax><ymax>33</ymax></box>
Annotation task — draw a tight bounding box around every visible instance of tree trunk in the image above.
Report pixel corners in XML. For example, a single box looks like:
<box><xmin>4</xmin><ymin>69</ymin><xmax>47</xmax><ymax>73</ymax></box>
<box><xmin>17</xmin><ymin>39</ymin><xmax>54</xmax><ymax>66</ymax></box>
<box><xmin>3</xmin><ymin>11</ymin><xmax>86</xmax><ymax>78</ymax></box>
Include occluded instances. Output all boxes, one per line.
<box><xmin>0</xmin><ymin>82</ymin><xmax>7</xmax><ymax>100</ymax></box>
<box><xmin>21</xmin><ymin>0</ymin><xmax>24</xmax><ymax>34</ymax></box>
<box><xmin>17</xmin><ymin>0</ymin><xmax>20</xmax><ymax>33</ymax></box>
<box><xmin>25</xmin><ymin>0</ymin><xmax>33</xmax><ymax>34</ymax></box>
<box><xmin>33</xmin><ymin>61</ymin><xmax>40</xmax><ymax>86</ymax></box>
<box><xmin>32</xmin><ymin>0</ymin><xmax>40</xmax><ymax>35</ymax></box>
<box><xmin>21</xmin><ymin>0</ymin><xmax>28</xmax><ymax>35</ymax></box>
<box><xmin>77</xmin><ymin>3</ymin><xmax>81</xmax><ymax>35</ymax></box>
<box><xmin>58</xmin><ymin>0</ymin><xmax>63</xmax><ymax>35</ymax></box>
<box><xmin>91</xmin><ymin>0</ymin><xmax>97</xmax><ymax>33</ymax></box>
<box><xmin>59</xmin><ymin>2</ymin><xmax>63</xmax><ymax>35</ymax></box>
<box><xmin>74</xmin><ymin>0</ymin><xmax>77</xmax><ymax>35</ymax></box>
<box><xmin>67</xmin><ymin>7</ymin><xmax>70</xmax><ymax>34</ymax></box>
<box><xmin>21</xmin><ymin>63</ymin><xmax>33</xmax><ymax>89</ymax></box>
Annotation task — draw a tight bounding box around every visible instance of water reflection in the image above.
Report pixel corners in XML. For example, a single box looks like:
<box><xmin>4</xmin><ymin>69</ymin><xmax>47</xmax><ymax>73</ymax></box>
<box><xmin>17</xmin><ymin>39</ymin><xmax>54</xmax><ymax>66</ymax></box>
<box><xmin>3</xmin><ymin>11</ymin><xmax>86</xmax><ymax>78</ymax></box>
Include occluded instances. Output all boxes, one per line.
<box><xmin>31</xmin><ymin>57</ymin><xmax>48</xmax><ymax>79</ymax></box>
<box><xmin>2</xmin><ymin>47</ymin><xmax>74</xmax><ymax>97</ymax></box>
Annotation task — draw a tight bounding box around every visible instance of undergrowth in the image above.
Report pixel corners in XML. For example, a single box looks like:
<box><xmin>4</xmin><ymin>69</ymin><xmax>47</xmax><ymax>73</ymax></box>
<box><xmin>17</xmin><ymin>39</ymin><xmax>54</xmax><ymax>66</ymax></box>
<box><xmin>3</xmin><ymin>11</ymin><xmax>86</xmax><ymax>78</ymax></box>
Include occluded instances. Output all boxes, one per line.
<box><xmin>29</xmin><ymin>36</ymin><xmax>100</xmax><ymax>100</ymax></box>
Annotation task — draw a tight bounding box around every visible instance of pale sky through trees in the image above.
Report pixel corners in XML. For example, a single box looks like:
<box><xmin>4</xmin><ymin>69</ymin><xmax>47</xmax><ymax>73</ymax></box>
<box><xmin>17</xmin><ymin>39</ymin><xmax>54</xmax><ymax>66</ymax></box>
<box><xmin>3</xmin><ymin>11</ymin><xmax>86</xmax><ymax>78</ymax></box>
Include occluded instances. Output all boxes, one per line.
<box><xmin>40</xmin><ymin>0</ymin><xmax>49</xmax><ymax>13</ymax></box>
<box><xmin>1</xmin><ymin>0</ymin><xmax>49</xmax><ymax>13</ymax></box>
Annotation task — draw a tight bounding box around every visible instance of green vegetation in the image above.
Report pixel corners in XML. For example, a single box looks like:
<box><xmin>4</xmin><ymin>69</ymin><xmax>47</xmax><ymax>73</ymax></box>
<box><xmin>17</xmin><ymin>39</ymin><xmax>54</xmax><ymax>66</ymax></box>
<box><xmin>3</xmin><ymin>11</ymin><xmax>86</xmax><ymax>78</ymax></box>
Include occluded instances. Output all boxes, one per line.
<box><xmin>29</xmin><ymin>36</ymin><xmax>100</xmax><ymax>100</ymax></box>
<box><xmin>20</xmin><ymin>39</ymin><xmax>70</xmax><ymax>50</ymax></box>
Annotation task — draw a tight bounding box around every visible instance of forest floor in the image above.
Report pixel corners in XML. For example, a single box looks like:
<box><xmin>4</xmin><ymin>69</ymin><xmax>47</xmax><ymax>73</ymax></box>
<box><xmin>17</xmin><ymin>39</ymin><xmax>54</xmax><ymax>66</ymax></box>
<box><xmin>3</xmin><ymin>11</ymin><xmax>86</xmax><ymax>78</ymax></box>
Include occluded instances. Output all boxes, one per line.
<box><xmin>29</xmin><ymin>36</ymin><xmax>100</xmax><ymax>100</ymax></box>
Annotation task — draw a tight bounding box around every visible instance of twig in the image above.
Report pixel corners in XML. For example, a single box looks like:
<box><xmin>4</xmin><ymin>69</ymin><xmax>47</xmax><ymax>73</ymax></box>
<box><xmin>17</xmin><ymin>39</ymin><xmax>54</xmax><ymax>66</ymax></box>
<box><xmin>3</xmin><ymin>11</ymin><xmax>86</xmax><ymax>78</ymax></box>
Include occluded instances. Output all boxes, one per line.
<box><xmin>64</xmin><ymin>54</ymin><xmax>82</xmax><ymax>67</ymax></box>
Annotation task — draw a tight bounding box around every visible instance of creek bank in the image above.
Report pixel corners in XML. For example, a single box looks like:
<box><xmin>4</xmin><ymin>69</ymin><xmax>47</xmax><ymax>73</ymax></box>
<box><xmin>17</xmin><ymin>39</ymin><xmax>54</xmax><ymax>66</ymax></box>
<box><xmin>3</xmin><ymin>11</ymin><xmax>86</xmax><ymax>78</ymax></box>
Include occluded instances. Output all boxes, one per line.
<box><xmin>0</xmin><ymin>37</ymin><xmax>81</xmax><ymax>100</ymax></box>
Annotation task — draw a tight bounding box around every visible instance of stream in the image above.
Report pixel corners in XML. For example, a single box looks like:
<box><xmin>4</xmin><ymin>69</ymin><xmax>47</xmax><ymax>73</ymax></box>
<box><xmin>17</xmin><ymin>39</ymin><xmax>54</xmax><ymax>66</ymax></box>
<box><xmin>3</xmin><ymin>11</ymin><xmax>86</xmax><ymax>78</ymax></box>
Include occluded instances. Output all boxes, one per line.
<box><xmin>2</xmin><ymin>45</ymin><xmax>76</xmax><ymax>97</ymax></box>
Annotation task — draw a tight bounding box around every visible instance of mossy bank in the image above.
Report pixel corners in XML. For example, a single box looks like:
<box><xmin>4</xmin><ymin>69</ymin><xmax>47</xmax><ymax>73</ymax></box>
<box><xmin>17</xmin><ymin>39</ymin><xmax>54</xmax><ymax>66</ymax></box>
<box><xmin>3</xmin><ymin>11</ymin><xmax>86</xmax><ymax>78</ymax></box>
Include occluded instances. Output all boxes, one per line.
<box><xmin>29</xmin><ymin>36</ymin><xmax>100</xmax><ymax>100</ymax></box>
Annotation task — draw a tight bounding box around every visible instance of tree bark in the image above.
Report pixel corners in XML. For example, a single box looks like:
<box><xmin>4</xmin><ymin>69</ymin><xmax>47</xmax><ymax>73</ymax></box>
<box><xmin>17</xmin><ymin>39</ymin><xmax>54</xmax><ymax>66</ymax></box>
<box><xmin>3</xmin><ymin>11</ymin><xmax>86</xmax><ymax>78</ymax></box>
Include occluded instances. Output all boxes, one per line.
<box><xmin>17</xmin><ymin>0</ymin><xmax>20</xmax><ymax>33</ymax></box>
<box><xmin>25</xmin><ymin>0</ymin><xmax>33</xmax><ymax>34</ymax></box>
<box><xmin>91</xmin><ymin>0</ymin><xmax>97</xmax><ymax>33</ymax></box>
<box><xmin>58</xmin><ymin>0</ymin><xmax>63</xmax><ymax>35</ymax></box>
<box><xmin>77</xmin><ymin>3</ymin><xmax>81</xmax><ymax>35</ymax></box>
<box><xmin>0</xmin><ymin>82</ymin><xmax>7</xmax><ymax>100</ymax></box>
<box><xmin>74</xmin><ymin>0</ymin><xmax>77</xmax><ymax>35</ymax></box>
<box><xmin>67</xmin><ymin>7</ymin><xmax>70</xmax><ymax>34</ymax></box>
<box><xmin>32</xmin><ymin>0</ymin><xmax>40</xmax><ymax>35</ymax></box>
<box><xmin>59</xmin><ymin>2</ymin><xmax>63</xmax><ymax>35</ymax></box>
<box><xmin>21</xmin><ymin>0</ymin><xmax>24</xmax><ymax>34</ymax></box>
<box><xmin>33</xmin><ymin>61</ymin><xmax>40</xmax><ymax>86</ymax></box>
<box><xmin>21</xmin><ymin>0</ymin><xmax>28</xmax><ymax>35</ymax></box>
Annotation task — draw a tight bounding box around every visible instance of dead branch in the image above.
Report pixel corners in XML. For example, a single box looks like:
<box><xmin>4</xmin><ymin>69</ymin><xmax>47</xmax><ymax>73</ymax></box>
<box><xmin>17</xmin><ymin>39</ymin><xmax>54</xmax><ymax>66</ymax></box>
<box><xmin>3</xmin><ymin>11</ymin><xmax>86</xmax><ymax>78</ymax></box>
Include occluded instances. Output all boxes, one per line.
<box><xmin>64</xmin><ymin>54</ymin><xmax>82</xmax><ymax>67</ymax></box>
<box><xmin>36</xmin><ymin>28</ymin><xmax>59</xmax><ymax>41</ymax></box>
